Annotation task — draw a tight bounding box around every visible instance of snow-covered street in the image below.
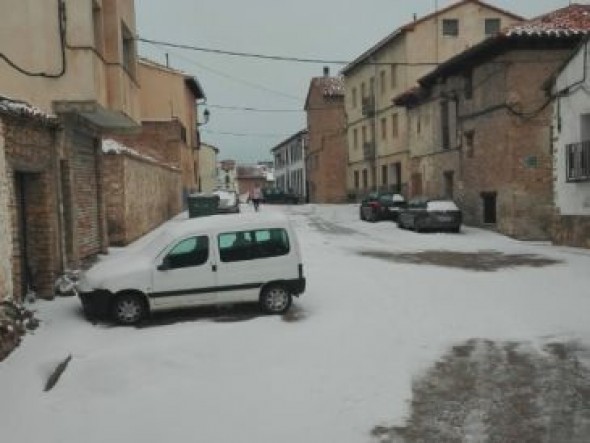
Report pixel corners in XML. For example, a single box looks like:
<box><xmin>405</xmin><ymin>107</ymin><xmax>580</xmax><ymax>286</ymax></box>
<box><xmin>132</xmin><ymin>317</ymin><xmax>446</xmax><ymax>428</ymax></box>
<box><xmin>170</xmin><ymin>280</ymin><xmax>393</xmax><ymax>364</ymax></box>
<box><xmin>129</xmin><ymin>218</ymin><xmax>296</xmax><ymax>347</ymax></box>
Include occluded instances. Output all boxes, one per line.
<box><xmin>2</xmin><ymin>204</ymin><xmax>590</xmax><ymax>442</ymax></box>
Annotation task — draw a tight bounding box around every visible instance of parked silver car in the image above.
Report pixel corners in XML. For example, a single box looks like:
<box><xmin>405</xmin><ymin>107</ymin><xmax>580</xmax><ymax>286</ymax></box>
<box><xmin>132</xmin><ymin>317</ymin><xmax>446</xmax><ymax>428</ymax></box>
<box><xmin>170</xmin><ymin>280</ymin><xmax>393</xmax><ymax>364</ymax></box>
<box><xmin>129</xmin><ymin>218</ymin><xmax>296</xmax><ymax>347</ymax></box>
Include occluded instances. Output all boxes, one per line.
<box><xmin>213</xmin><ymin>190</ymin><xmax>240</xmax><ymax>214</ymax></box>
<box><xmin>397</xmin><ymin>198</ymin><xmax>462</xmax><ymax>233</ymax></box>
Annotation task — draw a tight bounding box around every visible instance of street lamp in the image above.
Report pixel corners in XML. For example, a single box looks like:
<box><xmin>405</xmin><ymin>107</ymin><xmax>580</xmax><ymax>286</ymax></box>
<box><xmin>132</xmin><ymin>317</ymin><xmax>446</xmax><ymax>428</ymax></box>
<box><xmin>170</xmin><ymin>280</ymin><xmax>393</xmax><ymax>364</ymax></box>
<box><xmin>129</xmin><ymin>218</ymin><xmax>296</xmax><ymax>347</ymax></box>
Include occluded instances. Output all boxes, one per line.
<box><xmin>196</xmin><ymin>107</ymin><xmax>210</xmax><ymax>192</ymax></box>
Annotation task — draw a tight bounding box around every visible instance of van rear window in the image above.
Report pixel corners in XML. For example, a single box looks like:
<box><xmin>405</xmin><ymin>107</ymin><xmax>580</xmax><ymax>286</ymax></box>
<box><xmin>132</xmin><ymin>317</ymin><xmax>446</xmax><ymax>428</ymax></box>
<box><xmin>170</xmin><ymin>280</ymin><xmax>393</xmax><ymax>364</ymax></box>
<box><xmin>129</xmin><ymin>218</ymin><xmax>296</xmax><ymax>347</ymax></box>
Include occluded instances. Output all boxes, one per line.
<box><xmin>218</xmin><ymin>228</ymin><xmax>290</xmax><ymax>262</ymax></box>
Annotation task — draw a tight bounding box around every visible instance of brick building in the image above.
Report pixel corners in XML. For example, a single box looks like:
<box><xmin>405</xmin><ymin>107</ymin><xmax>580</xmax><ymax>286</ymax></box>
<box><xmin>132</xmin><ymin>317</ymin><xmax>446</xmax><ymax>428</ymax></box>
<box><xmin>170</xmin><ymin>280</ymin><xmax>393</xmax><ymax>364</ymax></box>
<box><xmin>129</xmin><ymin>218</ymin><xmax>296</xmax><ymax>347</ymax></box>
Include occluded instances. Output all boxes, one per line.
<box><xmin>395</xmin><ymin>4</ymin><xmax>590</xmax><ymax>240</ymax></box>
<box><xmin>236</xmin><ymin>165</ymin><xmax>270</xmax><ymax>197</ymax></box>
<box><xmin>304</xmin><ymin>68</ymin><xmax>347</xmax><ymax>203</ymax></box>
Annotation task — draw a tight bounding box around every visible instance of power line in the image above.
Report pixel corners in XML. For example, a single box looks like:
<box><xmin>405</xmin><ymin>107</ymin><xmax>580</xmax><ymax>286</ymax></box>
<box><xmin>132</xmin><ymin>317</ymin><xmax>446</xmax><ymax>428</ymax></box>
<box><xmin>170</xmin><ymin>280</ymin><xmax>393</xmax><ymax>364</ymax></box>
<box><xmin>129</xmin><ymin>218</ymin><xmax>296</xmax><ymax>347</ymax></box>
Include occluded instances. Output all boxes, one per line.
<box><xmin>138</xmin><ymin>37</ymin><xmax>350</xmax><ymax>65</ymax></box>
<box><xmin>141</xmin><ymin>41</ymin><xmax>302</xmax><ymax>102</ymax></box>
<box><xmin>202</xmin><ymin>129</ymin><xmax>294</xmax><ymax>138</ymax></box>
<box><xmin>208</xmin><ymin>104</ymin><xmax>303</xmax><ymax>113</ymax></box>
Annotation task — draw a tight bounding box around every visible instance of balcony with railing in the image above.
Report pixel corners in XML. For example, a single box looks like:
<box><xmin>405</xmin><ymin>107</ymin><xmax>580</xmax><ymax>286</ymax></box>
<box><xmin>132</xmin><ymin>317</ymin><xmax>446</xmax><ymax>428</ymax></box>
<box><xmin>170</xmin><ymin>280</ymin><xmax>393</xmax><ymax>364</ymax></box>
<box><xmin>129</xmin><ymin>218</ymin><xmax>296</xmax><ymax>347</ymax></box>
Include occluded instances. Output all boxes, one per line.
<box><xmin>566</xmin><ymin>141</ymin><xmax>590</xmax><ymax>182</ymax></box>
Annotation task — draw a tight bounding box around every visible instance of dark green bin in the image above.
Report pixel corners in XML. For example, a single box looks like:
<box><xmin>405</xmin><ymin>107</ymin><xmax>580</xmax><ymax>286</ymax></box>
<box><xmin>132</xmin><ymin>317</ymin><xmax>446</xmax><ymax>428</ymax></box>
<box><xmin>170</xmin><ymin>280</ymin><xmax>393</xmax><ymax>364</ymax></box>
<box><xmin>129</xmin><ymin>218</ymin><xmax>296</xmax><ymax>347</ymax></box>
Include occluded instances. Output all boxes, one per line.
<box><xmin>187</xmin><ymin>193</ymin><xmax>220</xmax><ymax>218</ymax></box>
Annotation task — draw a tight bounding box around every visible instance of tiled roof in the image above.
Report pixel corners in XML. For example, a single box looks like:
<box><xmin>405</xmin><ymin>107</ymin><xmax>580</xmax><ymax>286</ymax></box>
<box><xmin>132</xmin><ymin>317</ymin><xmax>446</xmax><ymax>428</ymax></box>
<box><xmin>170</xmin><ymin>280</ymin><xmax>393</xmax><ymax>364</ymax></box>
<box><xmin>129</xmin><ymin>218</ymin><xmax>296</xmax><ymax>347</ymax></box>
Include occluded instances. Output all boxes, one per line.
<box><xmin>419</xmin><ymin>4</ymin><xmax>590</xmax><ymax>87</ymax></box>
<box><xmin>316</xmin><ymin>76</ymin><xmax>345</xmax><ymax>97</ymax></box>
<box><xmin>504</xmin><ymin>4</ymin><xmax>590</xmax><ymax>37</ymax></box>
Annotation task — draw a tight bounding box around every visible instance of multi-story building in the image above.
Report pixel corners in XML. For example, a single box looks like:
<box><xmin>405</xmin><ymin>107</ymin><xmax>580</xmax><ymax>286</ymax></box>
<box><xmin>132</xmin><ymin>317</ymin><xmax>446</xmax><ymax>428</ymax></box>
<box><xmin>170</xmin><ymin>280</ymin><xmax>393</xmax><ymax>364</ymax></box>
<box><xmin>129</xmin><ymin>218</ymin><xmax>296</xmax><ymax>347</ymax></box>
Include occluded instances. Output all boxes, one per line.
<box><xmin>0</xmin><ymin>0</ymin><xmax>141</xmax><ymax>299</ymax></box>
<box><xmin>342</xmin><ymin>0</ymin><xmax>522</xmax><ymax>199</ymax></box>
<box><xmin>197</xmin><ymin>142</ymin><xmax>220</xmax><ymax>193</ymax></box>
<box><xmin>305</xmin><ymin>67</ymin><xmax>347</xmax><ymax>203</ymax></box>
<box><xmin>272</xmin><ymin>130</ymin><xmax>307</xmax><ymax>200</ymax></box>
<box><xmin>218</xmin><ymin>159</ymin><xmax>238</xmax><ymax>192</ymax></box>
<box><xmin>552</xmin><ymin>33</ymin><xmax>590</xmax><ymax>248</ymax></box>
<box><xmin>395</xmin><ymin>4</ymin><xmax>590</xmax><ymax>240</ymax></box>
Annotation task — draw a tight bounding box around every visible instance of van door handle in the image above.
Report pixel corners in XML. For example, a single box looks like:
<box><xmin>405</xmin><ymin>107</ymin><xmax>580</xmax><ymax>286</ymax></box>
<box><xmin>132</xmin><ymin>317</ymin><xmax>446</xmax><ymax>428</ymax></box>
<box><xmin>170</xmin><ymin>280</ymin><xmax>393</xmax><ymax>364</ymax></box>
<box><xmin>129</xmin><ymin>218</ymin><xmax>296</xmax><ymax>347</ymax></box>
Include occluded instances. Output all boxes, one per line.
<box><xmin>211</xmin><ymin>263</ymin><xmax>217</xmax><ymax>272</ymax></box>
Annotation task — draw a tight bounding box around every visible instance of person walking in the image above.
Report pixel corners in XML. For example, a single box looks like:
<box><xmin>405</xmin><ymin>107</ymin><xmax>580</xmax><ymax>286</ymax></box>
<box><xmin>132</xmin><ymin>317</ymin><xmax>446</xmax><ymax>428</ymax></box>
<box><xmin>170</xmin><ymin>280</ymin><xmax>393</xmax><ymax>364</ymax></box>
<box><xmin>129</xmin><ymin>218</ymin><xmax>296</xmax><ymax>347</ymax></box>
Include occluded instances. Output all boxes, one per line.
<box><xmin>250</xmin><ymin>185</ymin><xmax>263</xmax><ymax>212</ymax></box>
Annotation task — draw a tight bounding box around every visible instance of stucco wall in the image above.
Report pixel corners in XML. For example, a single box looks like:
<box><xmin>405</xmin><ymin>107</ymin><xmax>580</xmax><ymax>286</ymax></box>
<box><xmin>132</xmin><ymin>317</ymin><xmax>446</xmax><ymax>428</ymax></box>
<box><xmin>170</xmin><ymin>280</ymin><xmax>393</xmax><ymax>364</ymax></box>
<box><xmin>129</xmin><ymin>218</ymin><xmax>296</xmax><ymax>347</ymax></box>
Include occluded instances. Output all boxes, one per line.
<box><xmin>0</xmin><ymin>121</ymin><xmax>13</xmax><ymax>301</ymax></box>
<box><xmin>0</xmin><ymin>0</ymin><xmax>140</xmax><ymax>123</ymax></box>
<box><xmin>554</xmin><ymin>42</ymin><xmax>590</xmax><ymax>216</ymax></box>
<box><xmin>103</xmin><ymin>153</ymin><xmax>182</xmax><ymax>246</ymax></box>
<box><xmin>198</xmin><ymin>144</ymin><xmax>218</xmax><ymax>193</ymax></box>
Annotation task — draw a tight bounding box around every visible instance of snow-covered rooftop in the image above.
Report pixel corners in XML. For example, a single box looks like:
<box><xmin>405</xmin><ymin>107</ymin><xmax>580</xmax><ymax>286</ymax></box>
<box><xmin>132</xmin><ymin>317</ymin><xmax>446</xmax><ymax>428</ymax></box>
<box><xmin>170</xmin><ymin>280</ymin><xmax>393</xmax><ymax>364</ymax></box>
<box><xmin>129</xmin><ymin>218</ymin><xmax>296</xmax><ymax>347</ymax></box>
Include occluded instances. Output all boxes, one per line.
<box><xmin>102</xmin><ymin>138</ymin><xmax>179</xmax><ymax>170</ymax></box>
<box><xmin>0</xmin><ymin>95</ymin><xmax>56</xmax><ymax>124</ymax></box>
<box><xmin>316</xmin><ymin>76</ymin><xmax>344</xmax><ymax>97</ymax></box>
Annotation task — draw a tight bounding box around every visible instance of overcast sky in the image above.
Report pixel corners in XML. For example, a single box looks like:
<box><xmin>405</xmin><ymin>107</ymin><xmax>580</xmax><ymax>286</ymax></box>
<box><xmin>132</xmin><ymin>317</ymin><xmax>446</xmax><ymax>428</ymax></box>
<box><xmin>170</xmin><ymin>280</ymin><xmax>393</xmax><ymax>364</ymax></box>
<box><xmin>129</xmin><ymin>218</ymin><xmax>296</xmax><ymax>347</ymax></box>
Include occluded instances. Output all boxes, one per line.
<box><xmin>136</xmin><ymin>0</ymin><xmax>584</xmax><ymax>163</ymax></box>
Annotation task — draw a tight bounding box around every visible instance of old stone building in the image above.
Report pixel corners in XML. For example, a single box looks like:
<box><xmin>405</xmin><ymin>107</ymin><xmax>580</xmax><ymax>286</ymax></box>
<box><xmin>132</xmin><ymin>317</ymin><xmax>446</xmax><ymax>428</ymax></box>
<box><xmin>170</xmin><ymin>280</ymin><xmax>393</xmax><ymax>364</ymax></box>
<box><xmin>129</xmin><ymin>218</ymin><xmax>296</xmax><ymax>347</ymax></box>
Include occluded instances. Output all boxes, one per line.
<box><xmin>342</xmin><ymin>0</ymin><xmax>523</xmax><ymax>200</ymax></box>
<box><xmin>395</xmin><ymin>4</ymin><xmax>590</xmax><ymax>240</ymax></box>
<box><xmin>304</xmin><ymin>68</ymin><xmax>347</xmax><ymax>203</ymax></box>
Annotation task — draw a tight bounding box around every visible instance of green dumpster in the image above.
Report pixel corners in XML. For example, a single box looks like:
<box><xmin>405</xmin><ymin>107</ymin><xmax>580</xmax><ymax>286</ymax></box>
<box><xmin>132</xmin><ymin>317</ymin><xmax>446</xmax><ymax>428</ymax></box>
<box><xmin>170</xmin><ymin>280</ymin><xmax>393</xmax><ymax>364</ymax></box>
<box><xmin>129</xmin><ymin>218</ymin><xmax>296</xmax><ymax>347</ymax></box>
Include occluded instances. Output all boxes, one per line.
<box><xmin>187</xmin><ymin>193</ymin><xmax>220</xmax><ymax>218</ymax></box>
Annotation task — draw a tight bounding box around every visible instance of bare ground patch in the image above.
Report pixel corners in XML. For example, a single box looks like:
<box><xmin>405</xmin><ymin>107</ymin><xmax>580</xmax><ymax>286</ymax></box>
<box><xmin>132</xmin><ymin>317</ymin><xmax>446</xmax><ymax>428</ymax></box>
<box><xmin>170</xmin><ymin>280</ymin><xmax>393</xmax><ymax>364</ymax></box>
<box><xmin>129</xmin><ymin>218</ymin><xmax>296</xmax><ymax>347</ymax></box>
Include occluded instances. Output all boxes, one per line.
<box><xmin>359</xmin><ymin>250</ymin><xmax>562</xmax><ymax>272</ymax></box>
<box><xmin>372</xmin><ymin>339</ymin><xmax>590</xmax><ymax>443</ymax></box>
<box><xmin>282</xmin><ymin>304</ymin><xmax>307</xmax><ymax>323</ymax></box>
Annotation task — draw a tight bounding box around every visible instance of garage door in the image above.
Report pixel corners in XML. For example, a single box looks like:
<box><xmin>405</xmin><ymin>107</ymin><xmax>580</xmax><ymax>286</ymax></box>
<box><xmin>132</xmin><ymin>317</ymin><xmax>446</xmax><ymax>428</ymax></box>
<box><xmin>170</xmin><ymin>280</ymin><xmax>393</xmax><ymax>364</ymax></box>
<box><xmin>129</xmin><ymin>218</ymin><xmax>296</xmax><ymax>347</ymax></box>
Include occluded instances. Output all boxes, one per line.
<box><xmin>72</xmin><ymin>131</ymin><xmax>101</xmax><ymax>259</ymax></box>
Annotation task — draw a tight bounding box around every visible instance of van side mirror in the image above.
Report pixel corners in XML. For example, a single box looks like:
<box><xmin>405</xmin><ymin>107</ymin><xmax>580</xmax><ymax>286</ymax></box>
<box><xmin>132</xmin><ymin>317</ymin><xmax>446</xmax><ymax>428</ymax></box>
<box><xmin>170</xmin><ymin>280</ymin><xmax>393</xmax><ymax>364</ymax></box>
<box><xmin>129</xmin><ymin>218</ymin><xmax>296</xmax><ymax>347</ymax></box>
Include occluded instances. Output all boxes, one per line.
<box><xmin>157</xmin><ymin>257</ymin><xmax>171</xmax><ymax>271</ymax></box>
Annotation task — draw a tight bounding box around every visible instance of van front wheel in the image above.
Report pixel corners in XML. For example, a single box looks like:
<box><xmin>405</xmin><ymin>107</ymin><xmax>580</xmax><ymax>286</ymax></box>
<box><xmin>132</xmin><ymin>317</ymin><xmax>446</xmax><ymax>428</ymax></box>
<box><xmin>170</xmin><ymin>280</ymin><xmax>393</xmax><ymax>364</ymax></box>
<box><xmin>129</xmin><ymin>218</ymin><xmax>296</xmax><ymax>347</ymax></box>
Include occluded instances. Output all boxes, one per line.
<box><xmin>111</xmin><ymin>292</ymin><xmax>147</xmax><ymax>325</ymax></box>
<box><xmin>260</xmin><ymin>285</ymin><xmax>292</xmax><ymax>314</ymax></box>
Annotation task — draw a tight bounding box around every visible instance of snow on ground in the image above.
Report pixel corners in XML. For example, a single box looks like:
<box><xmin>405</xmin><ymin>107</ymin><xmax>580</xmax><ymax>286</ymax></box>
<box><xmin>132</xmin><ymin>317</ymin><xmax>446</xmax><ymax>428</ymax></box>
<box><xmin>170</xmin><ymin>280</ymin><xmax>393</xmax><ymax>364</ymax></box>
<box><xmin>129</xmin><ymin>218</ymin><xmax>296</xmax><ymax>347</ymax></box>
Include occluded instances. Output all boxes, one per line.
<box><xmin>1</xmin><ymin>203</ymin><xmax>590</xmax><ymax>443</ymax></box>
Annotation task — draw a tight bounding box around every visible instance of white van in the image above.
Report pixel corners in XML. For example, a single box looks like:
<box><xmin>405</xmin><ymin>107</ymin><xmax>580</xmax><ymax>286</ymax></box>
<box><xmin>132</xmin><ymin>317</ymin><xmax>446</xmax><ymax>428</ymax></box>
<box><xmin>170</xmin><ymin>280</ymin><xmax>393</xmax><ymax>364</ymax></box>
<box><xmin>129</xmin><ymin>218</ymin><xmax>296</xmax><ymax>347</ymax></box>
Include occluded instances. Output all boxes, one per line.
<box><xmin>77</xmin><ymin>212</ymin><xmax>306</xmax><ymax>324</ymax></box>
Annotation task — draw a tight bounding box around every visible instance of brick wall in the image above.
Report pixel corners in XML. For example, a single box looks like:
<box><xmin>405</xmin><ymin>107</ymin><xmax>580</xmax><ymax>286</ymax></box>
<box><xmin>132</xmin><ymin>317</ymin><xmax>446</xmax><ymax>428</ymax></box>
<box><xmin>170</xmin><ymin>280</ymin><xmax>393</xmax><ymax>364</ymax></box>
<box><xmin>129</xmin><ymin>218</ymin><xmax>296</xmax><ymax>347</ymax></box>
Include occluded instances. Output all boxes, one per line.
<box><xmin>306</xmin><ymin>80</ymin><xmax>348</xmax><ymax>203</ymax></box>
<box><xmin>0</xmin><ymin>120</ymin><xmax>12</xmax><ymax>301</ymax></box>
<box><xmin>552</xmin><ymin>214</ymin><xmax>590</xmax><ymax>249</ymax></box>
<box><xmin>3</xmin><ymin>115</ymin><xmax>61</xmax><ymax>300</ymax></box>
<box><xmin>103</xmin><ymin>152</ymin><xmax>182</xmax><ymax>246</ymax></box>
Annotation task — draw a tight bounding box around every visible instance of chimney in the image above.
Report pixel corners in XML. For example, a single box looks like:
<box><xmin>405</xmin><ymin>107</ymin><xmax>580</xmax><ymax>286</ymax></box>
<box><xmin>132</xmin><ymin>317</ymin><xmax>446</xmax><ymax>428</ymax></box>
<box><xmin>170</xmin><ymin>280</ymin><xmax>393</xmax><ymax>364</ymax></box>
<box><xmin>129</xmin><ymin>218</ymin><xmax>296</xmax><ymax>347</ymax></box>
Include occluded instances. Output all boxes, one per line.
<box><xmin>323</xmin><ymin>66</ymin><xmax>330</xmax><ymax>77</ymax></box>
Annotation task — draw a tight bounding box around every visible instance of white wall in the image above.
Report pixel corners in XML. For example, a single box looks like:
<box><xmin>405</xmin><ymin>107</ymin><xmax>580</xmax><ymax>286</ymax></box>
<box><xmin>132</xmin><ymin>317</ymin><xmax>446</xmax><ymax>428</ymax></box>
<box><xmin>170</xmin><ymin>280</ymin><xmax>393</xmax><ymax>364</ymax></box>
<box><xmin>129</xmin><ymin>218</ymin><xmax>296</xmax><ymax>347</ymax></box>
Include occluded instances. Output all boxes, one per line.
<box><xmin>554</xmin><ymin>41</ymin><xmax>590</xmax><ymax>216</ymax></box>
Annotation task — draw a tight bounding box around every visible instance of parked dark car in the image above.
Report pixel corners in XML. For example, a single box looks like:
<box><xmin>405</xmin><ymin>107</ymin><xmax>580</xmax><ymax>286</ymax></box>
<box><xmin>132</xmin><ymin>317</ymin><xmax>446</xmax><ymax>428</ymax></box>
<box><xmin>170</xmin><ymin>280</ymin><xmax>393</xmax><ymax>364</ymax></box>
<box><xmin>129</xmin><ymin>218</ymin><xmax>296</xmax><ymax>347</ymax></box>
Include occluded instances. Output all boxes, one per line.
<box><xmin>359</xmin><ymin>192</ymin><xmax>406</xmax><ymax>222</ymax></box>
<box><xmin>397</xmin><ymin>198</ymin><xmax>462</xmax><ymax>232</ymax></box>
<box><xmin>262</xmin><ymin>188</ymin><xmax>300</xmax><ymax>204</ymax></box>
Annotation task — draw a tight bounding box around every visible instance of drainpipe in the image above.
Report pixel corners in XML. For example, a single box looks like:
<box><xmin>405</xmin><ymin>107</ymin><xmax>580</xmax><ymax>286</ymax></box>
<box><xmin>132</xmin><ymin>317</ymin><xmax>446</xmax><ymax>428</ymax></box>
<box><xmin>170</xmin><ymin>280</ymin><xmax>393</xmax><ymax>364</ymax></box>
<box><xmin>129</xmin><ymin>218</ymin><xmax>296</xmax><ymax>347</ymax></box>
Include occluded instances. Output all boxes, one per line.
<box><xmin>53</xmin><ymin>124</ymin><xmax>67</xmax><ymax>274</ymax></box>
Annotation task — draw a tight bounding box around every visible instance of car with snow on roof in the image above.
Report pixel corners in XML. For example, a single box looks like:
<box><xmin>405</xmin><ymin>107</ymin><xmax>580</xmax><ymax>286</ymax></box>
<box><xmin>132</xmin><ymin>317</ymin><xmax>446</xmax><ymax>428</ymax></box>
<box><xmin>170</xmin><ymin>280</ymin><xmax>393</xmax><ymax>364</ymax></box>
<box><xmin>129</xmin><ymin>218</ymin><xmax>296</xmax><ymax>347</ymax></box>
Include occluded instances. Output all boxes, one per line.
<box><xmin>397</xmin><ymin>198</ymin><xmax>462</xmax><ymax>233</ymax></box>
<box><xmin>76</xmin><ymin>212</ymin><xmax>306</xmax><ymax>324</ymax></box>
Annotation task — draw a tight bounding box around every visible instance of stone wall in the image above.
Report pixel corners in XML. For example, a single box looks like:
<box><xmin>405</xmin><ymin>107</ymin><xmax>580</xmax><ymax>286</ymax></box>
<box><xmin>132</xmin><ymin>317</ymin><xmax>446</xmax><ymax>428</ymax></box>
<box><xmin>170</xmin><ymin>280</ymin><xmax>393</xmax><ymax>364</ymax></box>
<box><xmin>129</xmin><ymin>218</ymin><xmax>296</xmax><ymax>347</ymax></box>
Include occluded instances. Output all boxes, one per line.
<box><xmin>0</xmin><ymin>120</ymin><xmax>12</xmax><ymax>301</ymax></box>
<box><xmin>552</xmin><ymin>214</ymin><xmax>590</xmax><ymax>249</ymax></box>
<box><xmin>103</xmin><ymin>152</ymin><xmax>182</xmax><ymax>246</ymax></box>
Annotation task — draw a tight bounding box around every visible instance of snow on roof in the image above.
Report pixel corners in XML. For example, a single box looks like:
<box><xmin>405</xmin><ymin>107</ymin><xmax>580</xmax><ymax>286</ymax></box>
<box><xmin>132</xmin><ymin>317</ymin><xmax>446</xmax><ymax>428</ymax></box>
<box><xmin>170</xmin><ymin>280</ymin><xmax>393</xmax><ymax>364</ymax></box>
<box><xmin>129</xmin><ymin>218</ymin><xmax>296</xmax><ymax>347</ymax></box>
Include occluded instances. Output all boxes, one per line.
<box><xmin>0</xmin><ymin>95</ymin><xmax>56</xmax><ymax>124</ymax></box>
<box><xmin>102</xmin><ymin>138</ymin><xmax>179</xmax><ymax>170</ymax></box>
<box><xmin>504</xmin><ymin>4</ymin><xmax>590</xmax><ymax>37</ymax></box>
<box><xmin>165</xmin><ymin>211</ymin><xmax>290</xmax><ymax>238</ymax></box>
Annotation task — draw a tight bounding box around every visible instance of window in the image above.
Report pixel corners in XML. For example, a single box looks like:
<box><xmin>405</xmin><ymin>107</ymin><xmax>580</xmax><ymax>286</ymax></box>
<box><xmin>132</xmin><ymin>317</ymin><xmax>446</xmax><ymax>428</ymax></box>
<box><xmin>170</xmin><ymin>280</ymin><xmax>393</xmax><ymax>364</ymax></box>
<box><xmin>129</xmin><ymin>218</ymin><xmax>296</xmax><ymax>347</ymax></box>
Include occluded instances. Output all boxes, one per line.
<box><xmin>218</xmin><ymin>229</ymin><xmax>290</xmax><ymax>263</ymax></box>
<box><xmin>391</xmin><ymin>65</ymin><xmax>397</xmax><ymax>89</ymax></box>
<box><xmin>164</xmin><ymin>236</ymin><xmax>209</xmax><ymax>269</ymax></box>
<box><xmin>353</xmin><ymin>128</ymin><xmax>359</xmax><ymax>150</ymax></box>
<box><xmin>361</xmin><ymin>82</ymin><xmax>366</xmax><ymax>99</ymax></box>
<box><xmin>442</xmin><ymin>19</ymin><xmax>459</xmax><ymax>36</ymax></box>
<box><xmin>352</xmin><ymin>87</ymin><xmax>357</xmax><ymax>108</ymax></box>
<box><xmin>464</xmin><ymin>130</ymin><xmax>475</xmax><ymax>158</ymax></box>
<box><xmin>121</xmin><ymin>22</ymin><xmax>136</xmax><ymax>77</ymax></box>
<box><xmin>380</xmin><ymin>71</ymin><xmax>386</xmax><ymax>94</ymax></box>
<box><xmin>391</xmin><ymin>114</ymin><xmax>399</xmax><ymax>138</ymax></box>
<box><xmin>370</xmin><ymin>77</ymin><xmax>375</xmax><ymax>97</ymax></box>
<box><xmin>381</xmin><ymin>118</ymin><xmax>387</xmax><ymax>140</ymax></box>
<box><xmin>417</xmin><ymin>114</ymin><xmax>421</xmax><ymax>134</ymax></box>
<box><xmin>485</xmin><ymin>18</ymin><xmax>501</xmax><ymax>36</ymax></box>
<box><xmin>362</xmin><ymin>125</ymin><xmax>367</xmax><ymax>143</ymax></box>
<box><xmin>362</xmin><ymin>169</ymin><xmax>368</xmax><ymax>189</ymax></box>
<box><xmin>354</xmin><ymin>170</ymin><xmax>360</xmax><ymax>189</ymax></box>
<box><xmin>566</xmin><ymin>141</ymin><xmax>590</xmax><ymax>182</ymax></box>
<box><xmin>381</xmin><ymin>165</ymin><xmax>388</xmax><ymax>186</ymax></box>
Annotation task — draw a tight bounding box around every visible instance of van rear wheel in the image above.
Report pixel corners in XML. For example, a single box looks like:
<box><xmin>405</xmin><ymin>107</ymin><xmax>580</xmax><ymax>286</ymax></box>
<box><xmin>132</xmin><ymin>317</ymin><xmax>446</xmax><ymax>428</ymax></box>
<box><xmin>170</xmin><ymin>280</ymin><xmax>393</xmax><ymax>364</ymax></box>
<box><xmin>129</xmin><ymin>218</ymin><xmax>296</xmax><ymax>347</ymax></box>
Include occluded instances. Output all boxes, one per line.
<box><xmin>260</xmin><ymin>284</ymin><xmax>292</xmax><ymax>314</ymax></box>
